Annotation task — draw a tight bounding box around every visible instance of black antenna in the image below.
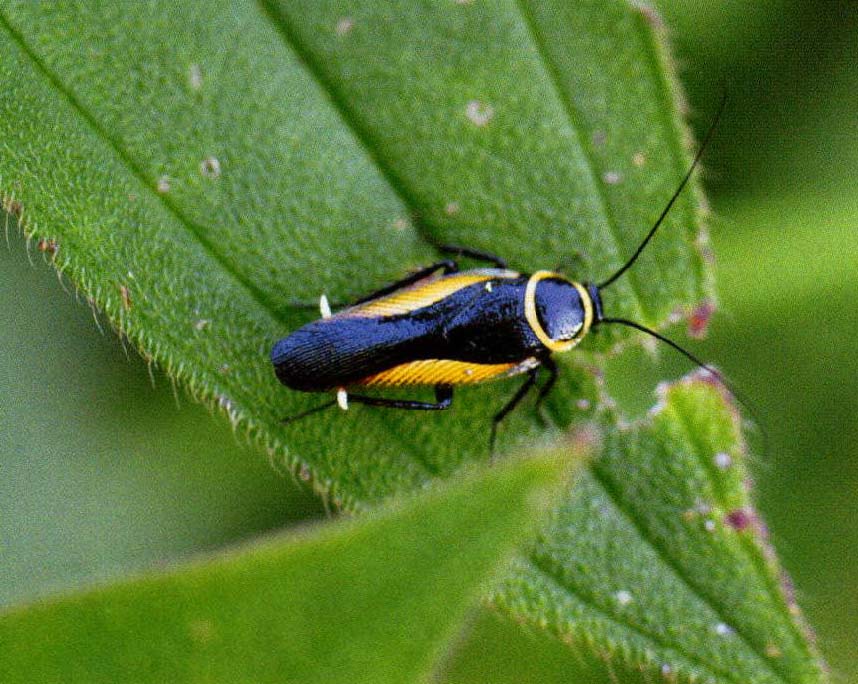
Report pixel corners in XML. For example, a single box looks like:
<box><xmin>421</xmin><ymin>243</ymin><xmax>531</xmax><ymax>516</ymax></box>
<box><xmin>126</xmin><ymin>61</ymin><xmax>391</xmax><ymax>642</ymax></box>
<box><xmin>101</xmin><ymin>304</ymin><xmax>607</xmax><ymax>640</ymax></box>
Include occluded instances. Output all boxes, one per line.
<box><xmin>598</xmin><ymin>93</ymin><xmax>727</xmax><ymax>290</ymax></box>
<box><xmin>600</xmin><ymin>316</ymin><xmax>767</xmax><ymax>450</ymax></box>
<box><xmin>601</xmin><ymin>317</ymin><xmax>726</xmax><ymax>384</ymax></box>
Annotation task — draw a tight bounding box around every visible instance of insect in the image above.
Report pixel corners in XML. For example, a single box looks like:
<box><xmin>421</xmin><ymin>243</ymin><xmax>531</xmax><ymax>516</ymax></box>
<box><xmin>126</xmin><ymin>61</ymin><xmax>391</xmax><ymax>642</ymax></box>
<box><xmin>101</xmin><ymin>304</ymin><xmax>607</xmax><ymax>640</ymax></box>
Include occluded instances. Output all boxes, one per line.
<box><xmin>271</xmin><ymin>105</ymin><xmax>725</xmax><ymax>454</ymax></box>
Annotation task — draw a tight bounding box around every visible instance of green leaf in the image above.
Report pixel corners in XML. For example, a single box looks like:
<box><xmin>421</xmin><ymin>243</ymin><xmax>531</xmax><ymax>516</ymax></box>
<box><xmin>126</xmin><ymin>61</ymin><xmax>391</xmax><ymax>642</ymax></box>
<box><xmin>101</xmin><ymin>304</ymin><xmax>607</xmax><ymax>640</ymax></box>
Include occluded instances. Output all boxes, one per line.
<box><xmin>0</xmin><ymin>453</ymin><xmax>569</xmax><ymax>684</ymax></box>
<box><xmin>0</xmin><ymin>3</ymin><xmax>825</xmax><ymax>683</ymax></box>
<box><xmin>0</xmin><ymin>233</ymin><xmax>323</xmax><ymax>607</ymax></box>
<box><xmin>491</xmin><ymin>378</ymin><xmax>825</xmax><ymax>684</ymax></box>
<box><xmin>0</xmin><ymin>1</ymin><xmax>706</xmax><ymax>503</ymax></box>
<box><xmin>703</xmin><ymin>190</ymin><xmax>858</xmax><ymax>684</ymax></box>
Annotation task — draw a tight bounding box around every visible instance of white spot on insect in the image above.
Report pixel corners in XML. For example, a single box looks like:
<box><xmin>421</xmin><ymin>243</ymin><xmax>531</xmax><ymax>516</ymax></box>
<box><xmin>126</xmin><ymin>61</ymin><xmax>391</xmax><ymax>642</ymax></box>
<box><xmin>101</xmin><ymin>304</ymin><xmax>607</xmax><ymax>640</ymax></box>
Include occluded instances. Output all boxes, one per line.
<box><xmin>465</xmin><ymin>100</ymin><xmax>494</xmax><ymax>126</ymax></box>
<box><xmin>188</xmin><ymin>63</ymin><xmax>203</xmax><ymax>90</ymax></box>
<box><xmin>714</xmin><ymin>622</ymin><xmax>734</xmax><ymax>636</ymax></box>
<box><xmin>632</xmin><ymin>151</ymin><xmax>646</xmax><ymax>167</ymax></box>
<box><xmin>335</xmin><ymin>17</ymin><xmax>354</xmax><ymax>36</ymax></box>
<box><xmin>337</xmin><ymin>388</ymin><xmax>349</xmax><ymax>411</ymax></box>
<box><xmin>445</xmin><ymin>201</ymin><xmax>460</xmax><ymax>216</ymax></box>
<box><xmin>714</xmin><ymin>451</ymin><xmax>732</xmax><ymax>470</ymax></box>
<box><xmin>614</xmin><ymin>590</ymin><xmax>633</xmax><ymax>606</ymax></box>
<box><xmin>661</xmin><ymin>664</ymin><xmax>672</xmax><ymax>676</ymax></box>
<box><xmin>319</xmin><ymin>294</ymin><xmax>332</xmax><ymax>319</ymax></box>
<box><xmin>194</xmin><ymin>318</ymin><xmax>210</xmax><ymax>331</ymax></box>
<box><xmin>602</xmin><ymin>170</ymin><xmax>622</xmax><ymax>185</ymax></box>
<box><xmin>464</xmin><ymin>368</ymin><xmax>474</xmax><ymax>376</ymax></box>
<box><xmin>484</xmin><ymin>281</ymin><xmax>493</xmax><ymax>292</ymax></box>
<box><xmin>156</xmin><ymin>176</ymin><xmax>171</xmax><ymax>193</ymax></box>
<box><xmin>200</xmin><ymin>156</ymin><xmax>221</xmax><ymax>178</ymax></box>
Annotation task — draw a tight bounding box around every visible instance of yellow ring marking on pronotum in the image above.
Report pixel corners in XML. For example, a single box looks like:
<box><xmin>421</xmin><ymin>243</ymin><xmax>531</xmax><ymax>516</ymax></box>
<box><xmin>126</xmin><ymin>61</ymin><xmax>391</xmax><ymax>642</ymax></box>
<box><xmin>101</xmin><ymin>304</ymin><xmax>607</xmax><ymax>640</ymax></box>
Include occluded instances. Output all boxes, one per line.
<box><xmin>572</xmin><ymin>281</ymin><xmax>595</xmax><ymax>338</ymax></box>
<box><xmin>524</xmin><ymin>271</ymin><xmax>593</xmax><ymax>353</ymax></box>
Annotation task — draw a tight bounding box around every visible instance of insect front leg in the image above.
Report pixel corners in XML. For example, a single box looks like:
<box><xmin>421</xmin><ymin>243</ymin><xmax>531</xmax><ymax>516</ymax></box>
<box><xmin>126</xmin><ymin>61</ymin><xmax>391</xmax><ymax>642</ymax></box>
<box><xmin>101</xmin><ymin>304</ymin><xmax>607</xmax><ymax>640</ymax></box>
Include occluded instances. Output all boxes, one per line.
<box><xmin>533</xmin><ymin>355</ymin><xmax>558</xmax><ymax>424</ymax></box>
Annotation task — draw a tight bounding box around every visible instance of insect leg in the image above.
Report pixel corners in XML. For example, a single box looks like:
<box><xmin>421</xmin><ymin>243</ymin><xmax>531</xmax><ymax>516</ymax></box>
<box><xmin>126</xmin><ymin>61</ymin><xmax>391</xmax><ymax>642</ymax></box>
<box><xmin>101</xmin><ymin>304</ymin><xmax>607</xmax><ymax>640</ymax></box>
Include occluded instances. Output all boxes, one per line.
<box><xmin>489</xmin><ymin>367</ymin><xmax>540</xmax><ymax>456</ymax></box>
<box><xmin>534</xmin><ymin>356</ymin><xmax>558</xmax><ymax>423</ymax></box>
<box><xmin>346</xmin><ymin>384</ymin><xmax>454</xmax><ymax>411</ymax></box>
<box><xmin>437</xmin><ymin>244</ymin><xmax>508</xmax><ymax>269</ymax></box>
<box><xmin>350</xmin><ymin>260</ymin><xmax>458</xmax><ymax>306</ymax></box>
<box><xmin>281</xmin><ymin>399</ymin><xmax>338</xmax><ymax>425</ymax></box>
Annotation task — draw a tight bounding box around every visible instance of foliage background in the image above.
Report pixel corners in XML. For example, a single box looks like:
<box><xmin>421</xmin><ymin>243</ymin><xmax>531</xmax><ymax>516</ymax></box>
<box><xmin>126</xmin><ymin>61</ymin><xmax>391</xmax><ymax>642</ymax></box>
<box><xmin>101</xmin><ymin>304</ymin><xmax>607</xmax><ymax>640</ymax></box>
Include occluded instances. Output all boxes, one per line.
<box><xmin>1</xmin><ymin>0</ymin><xmax>855</xmax><ymax>681</ymax></box>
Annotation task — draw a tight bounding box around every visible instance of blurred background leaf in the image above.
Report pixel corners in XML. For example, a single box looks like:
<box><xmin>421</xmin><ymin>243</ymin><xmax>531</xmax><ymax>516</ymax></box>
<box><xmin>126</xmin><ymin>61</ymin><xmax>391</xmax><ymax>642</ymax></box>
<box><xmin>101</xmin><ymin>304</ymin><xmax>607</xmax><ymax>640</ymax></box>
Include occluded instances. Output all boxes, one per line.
<box><xmin>0</xmin><ymin>231</ymin><xmax>323</xmax><ymax>606</ymax></box>
<box><xmin>0</xmin><ymin>451</ymin><xmax>568</xmax><ymax>684</ymax></box>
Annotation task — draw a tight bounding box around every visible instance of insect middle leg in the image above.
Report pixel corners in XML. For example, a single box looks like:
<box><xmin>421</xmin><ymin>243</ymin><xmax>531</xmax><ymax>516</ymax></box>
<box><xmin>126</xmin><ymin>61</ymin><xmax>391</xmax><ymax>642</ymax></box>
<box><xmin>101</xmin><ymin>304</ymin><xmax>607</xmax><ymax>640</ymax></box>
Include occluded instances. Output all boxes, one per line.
<box><xmin>489</xmin><ymin>367</ymin><xmax>540</xmax><ymax>456</ymax></box>
<box><xmin>533</xmin><ymin>356</ymin><xmax>558</xmax><ymax>423</ymax></box>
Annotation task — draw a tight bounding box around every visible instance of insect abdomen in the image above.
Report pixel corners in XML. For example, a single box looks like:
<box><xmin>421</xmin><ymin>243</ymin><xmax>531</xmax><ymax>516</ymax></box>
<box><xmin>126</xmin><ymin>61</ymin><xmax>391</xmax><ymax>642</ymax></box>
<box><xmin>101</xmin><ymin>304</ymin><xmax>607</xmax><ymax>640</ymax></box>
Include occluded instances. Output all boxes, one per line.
<box><xmin>271</xmin><ymin>316</ymin><xmax>434</xmax><ymax>391</ymax></box>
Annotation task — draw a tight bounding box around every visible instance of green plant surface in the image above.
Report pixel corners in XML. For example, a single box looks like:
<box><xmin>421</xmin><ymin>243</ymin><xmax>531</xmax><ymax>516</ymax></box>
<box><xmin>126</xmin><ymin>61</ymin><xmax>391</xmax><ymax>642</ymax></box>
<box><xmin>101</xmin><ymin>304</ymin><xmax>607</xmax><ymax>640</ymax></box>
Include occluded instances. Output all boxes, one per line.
<box><xmin>0</xmin><ymin>234</ymin><xmax>323</xmax><ymax>607</ymax></box>
<box><xmin>0</xmin><ymin>0</ymin><xmax>708</xmax><ymax>504</ymax></box>
<box><xmin>490</xmin><ymin>379</ymin><xmax>823</xmax><ymax>683</ymax></box>
<box><xmin>703</xmin><ymin>191</ymin><xmax>858</xmax><ymax>684</ymax></box>
<box><xmin>0</xmin><ymin>2</ymin><xmax>827</xmax><ymax>682</ymax></box>
<box><xmin>0</xmin><ymin>451</ymin><xmax>568</xmax><ymax>684</ymax></box>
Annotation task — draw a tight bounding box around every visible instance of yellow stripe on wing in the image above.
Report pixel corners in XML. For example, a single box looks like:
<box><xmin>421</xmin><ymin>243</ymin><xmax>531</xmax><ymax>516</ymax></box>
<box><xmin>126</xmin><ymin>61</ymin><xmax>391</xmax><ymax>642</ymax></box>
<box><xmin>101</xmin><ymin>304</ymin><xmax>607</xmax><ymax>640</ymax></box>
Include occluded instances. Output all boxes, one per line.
<box><xmin>341</xmin><ymin>269</ymin><xmax>518</xmax><ymax>318</ymax></box>
<box><xmin>358</xmin><ymin>358</ymin><xmax>534</xmax><ymax>387</ymax></box>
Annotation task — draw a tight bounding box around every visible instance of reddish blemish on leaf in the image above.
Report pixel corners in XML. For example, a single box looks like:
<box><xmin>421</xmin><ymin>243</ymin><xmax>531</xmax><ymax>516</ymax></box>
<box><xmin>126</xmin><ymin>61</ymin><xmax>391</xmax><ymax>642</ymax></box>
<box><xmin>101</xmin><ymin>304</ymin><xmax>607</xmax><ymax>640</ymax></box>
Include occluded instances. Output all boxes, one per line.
<box><xmin>37</xmin><ymin>237</ymin><xmax>58</xmax><ymax>256</ymax></box>
<box><xmin>725</xmin><ymin>508</ymin><xmax>752</xmax><ymax>531</ymax></box>
<box><xmin>119</xmin><ymin>284</ymin><xmax>132</xmax><ymax>311</ymax></box>
<box><xmin>687</xmin><ymin>299</ymin><xmax>715</xmax><ymax>338</ymax></box>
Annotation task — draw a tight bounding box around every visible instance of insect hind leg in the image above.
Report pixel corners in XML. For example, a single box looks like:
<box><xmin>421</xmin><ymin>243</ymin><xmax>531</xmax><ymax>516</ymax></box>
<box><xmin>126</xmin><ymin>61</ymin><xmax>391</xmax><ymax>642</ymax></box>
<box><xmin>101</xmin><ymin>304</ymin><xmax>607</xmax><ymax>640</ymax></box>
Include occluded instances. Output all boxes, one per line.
<box><xmin>438</xmin><ymin>244</ymin><xmax>508</xmax><ymax>269</ymax></box>
<box><xmin>281</xmin><ymin>398</ymin><xmax>338</xmax><ymax>425</ymax></box>
<box><xmin>346</xmin><ymin>384</ymin><xmax>454</xmax><ymax>411</ymax></box>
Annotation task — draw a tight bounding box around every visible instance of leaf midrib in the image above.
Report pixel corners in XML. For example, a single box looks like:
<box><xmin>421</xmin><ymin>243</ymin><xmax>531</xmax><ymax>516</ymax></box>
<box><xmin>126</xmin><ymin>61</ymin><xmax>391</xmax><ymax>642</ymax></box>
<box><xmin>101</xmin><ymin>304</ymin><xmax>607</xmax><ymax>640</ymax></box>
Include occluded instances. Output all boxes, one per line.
<box><xmin>0</xmin><ymin>8</ymin><xmax>443</xmax><ymax>483</ymax></box>
<box><xmin>527</xmin><ymin>554</ymin><xmax>737</xmax><ymax>684</ymax></box>
<box><xmin>512</xmin><ymin>0</ymin><xmax>649</xmax><ymax>320</ymax></box>
<box><xmin>589</xmin><ymin>457</ymin><xmax>794</xmax><ymax>684</ymax></box>
<box><xmin>0</xmin><ymin>10</ymin><xmax>292</xmax><ymax>329</ymax></box>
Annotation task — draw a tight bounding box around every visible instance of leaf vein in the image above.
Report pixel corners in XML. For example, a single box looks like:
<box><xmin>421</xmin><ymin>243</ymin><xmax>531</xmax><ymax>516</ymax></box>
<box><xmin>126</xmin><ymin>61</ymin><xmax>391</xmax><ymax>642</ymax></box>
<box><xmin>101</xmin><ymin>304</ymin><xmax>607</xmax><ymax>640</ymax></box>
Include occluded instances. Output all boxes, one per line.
<box><xmin>589</xmin><ymin>461</ymin><xmax>793</xmax><ymax>684</ymax></box>
<box><xmin>0</xmin><ymin>10</ymin><xmax>291</xmax><ymax>328</ymax></box>
<box><xmin>254</xmin><ymin>0</ymin><xmax>442</xmax><ymax>259</ymax></box>
<box><xmin>512</xmin><ymin>0</ymin><xmax>646</xmax><ymax>320</ymax></box>
<box><xmin>526</xmin><ymin>554</ymin><xmax>736</xmax><ymax>684</ymax></box>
